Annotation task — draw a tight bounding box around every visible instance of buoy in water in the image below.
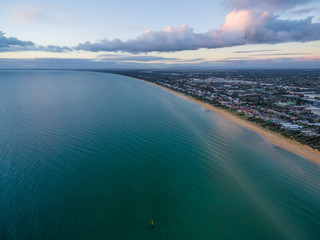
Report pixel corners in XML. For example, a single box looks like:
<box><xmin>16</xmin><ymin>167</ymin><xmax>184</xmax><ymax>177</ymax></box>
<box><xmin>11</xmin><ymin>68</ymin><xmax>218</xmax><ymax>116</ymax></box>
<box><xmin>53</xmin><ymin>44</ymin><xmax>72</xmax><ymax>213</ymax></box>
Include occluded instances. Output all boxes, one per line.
<box><xmin>151</xmin><ymin>220</ymin><xmax>154</xmax><ymax>228</ymax></box>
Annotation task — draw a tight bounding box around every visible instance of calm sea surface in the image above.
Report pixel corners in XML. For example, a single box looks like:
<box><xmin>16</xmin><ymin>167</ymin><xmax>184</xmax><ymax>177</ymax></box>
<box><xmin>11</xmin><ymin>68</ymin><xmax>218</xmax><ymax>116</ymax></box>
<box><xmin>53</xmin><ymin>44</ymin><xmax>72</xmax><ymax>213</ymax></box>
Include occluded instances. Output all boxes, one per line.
<box><xmin>0</xmin><ymin>70</ymin><xmax>320</xmax><ymax>239</ymax></box>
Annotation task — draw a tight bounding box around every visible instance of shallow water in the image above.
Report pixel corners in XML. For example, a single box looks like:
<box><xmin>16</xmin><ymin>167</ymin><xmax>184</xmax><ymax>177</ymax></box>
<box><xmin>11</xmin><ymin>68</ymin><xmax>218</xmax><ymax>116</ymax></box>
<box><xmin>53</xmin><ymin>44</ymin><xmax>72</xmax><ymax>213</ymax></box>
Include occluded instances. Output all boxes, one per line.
<box><xmin>0</xmin><ymin>70</ymin><xmax>319</xmax><ymax>239</ymax></box>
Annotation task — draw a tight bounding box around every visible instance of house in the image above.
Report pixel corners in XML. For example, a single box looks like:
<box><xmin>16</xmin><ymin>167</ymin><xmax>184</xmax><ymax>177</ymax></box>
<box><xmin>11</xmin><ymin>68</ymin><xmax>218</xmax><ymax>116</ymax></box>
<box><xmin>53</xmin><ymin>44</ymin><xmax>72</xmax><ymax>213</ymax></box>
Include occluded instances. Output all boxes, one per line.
<box><xmin>305</xmin><ymin>107</ymin><xmax>320</xmax><ymax>116</ymax></box>
<box><xmin>300</xmin><ymin>129</ymin><xmax>319</xmax><ymax>137</ymax></box>
<box><xmin>280</xmin><ymin>122</ymin><xmax>303</xmax><ymax>130</ymax></box>
<box><xmin>292</xmin><ymin>106</ymin><xmax>306</xmax><ymax>112</ymax></box>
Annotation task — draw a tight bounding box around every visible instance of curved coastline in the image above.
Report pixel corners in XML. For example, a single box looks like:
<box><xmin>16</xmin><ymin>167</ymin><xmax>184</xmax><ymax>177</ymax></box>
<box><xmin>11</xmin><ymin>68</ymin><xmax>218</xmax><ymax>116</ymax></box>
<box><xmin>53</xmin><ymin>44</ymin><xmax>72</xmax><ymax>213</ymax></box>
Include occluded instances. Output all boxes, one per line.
<box><xmin>132</xmin><ymin>77</ymin><xmax>320</xmax><ymax>165</ymax></box>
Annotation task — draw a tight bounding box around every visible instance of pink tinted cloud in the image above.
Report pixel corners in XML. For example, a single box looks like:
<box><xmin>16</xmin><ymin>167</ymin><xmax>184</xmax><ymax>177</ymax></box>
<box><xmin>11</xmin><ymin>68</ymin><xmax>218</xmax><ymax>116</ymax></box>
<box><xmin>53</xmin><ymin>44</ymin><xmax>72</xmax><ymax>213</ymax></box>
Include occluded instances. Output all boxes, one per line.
<box><xmin>10</xmin><ymin>1</ymin><xmax>49</xmax><ymax>23</ymax></box>
<box><xmin>301</xmin><ymin>56</ymin><xmax>320</xmax><ymax>60</ymax></box>
<box><xmin>220</xmin><ymin>10</ymin><xmax>253</xmax><ymax>32</ymax></box>
<box><xmin>75</xmin><ymin>6</ymin><xmax>320</xmax><ymax>54</ymax></box>
<box><xmin>74</xmin><ymin>0</ymin><xmax>319</xmax><ymax>53</ymax></box>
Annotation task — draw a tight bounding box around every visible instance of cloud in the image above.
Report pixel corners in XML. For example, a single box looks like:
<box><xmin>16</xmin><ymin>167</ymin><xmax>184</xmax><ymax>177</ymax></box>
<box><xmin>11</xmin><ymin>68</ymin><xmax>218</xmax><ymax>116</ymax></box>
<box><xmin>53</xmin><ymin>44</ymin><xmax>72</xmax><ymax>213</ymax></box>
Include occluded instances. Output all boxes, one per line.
<box><xmin>0</xmin><ymin>56</ymin><xmax>319</xmax><ymax>69</ymax></box>
<box><xmin>75</xmin><ymin>24</ymin><xmax>222</xmax><ymax>53</ymax></box>
<box><xmin>204</xmin><ymin>56</ymin><xmax>320</xmax><ymax>69</ymax></box>
<box><xmin>13</xmin><ymin>7</ymin><xmax>45</xmax><ymax>22</ymax></box>
<box><xmin>233</xmin><ymin>49</ymin><xmax>280</xmax><ymax>53</ymax></box>
<box><xmin>97</xmin><ymin>54</ymin><xmax>179</xmax><ymax>62</ymax></box>
<box><xmin>251</xmin><ymin>53</ymin><xmax>311</xmax><ymax>56</ymax></box>
<box><xmin>75</xmin><ymin>12</ymin><xmax>320</xmax><ymax>53</ymax></box>
<box><xmin>11</xmin><ymin>2</ymin><xmax>61</xmax><ymax>23</ymax></box>
<box><xmin>37</xmin><ymin>45</ymin><xmax>72</xmax><ymax>53</ymax></box>
<box><xmin>226</xmin><ymin>0</ymin><xmax>315</xmax><ymax>11</ymax></box>
<box><xmin>97</xmin><ymin>54</ymin><xmax>205</xmax><ymax>63</ymax></box>
<box><xmin>0</xmin><ymin>31</ymin><xmax>71</xmax><ymax>52</ymax></box>
<box><xmin>0</xmin><ymin>58</ymin><xmax>169</xmax><ymax>69</ymax></box>
<box><xmin>74</xmin><ymin>0</ymin><xmax>320</xmax><ymax>53</ymax></box>
<box><xmin>2</xmin><ymin>0</ymin><xmax>320</xmax><ymax>54</ymax></box>
<box><xmin>0</xmin><ymin>31</ymin><xmax>35</xmax><ymax>51</ymax></box>
<box><xmin>289</xmin><ymin>7</ymin><xmax>315</xmax><ymax>15</ymax></box>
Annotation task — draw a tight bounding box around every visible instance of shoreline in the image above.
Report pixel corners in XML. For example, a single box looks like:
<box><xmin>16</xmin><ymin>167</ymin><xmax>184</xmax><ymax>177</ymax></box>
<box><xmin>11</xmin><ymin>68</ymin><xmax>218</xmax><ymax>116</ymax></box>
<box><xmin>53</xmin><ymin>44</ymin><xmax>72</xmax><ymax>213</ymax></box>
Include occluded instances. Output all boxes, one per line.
<box><xmin>135</xmin><ymin>77</ymin><xmax>320</xmax><ymax>165</ymax></box>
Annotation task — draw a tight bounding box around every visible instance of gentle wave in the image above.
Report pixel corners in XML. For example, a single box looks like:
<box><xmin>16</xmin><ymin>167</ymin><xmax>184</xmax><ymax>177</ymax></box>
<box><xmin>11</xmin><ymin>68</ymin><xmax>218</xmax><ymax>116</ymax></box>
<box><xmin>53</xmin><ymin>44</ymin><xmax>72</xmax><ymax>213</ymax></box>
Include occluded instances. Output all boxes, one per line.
<box><xmin>0</xmin><ymin>70</ymin><xmax>319</xmax><ymax>240</ymax></box>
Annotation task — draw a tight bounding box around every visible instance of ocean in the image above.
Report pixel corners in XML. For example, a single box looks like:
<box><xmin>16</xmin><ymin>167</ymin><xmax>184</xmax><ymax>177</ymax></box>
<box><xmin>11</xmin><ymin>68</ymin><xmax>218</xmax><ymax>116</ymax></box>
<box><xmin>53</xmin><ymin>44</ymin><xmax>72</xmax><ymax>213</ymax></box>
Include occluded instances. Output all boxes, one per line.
<box><xmin>0</xmin><ymin>70</ymin><xmax>320</xmax><ymax>239</ymax></box>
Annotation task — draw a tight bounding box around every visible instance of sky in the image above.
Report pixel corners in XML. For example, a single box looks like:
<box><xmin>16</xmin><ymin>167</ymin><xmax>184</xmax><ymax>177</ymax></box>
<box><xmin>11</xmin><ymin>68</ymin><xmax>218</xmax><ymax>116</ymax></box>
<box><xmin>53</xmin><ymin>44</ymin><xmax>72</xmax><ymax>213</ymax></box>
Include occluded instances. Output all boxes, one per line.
<box><xmin>0</xmin><ymin>0</ymin><xmax>320</xmax><ymax>69</ymax></box>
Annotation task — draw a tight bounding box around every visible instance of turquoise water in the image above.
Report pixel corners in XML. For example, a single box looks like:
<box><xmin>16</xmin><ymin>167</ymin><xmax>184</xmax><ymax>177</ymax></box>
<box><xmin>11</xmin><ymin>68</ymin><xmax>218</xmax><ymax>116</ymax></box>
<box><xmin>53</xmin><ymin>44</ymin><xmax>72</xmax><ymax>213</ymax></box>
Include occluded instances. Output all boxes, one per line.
<box><xmin>0</xmin><ymin>70</ymin><xmax>319</xmax><ymax>239</ymax></box>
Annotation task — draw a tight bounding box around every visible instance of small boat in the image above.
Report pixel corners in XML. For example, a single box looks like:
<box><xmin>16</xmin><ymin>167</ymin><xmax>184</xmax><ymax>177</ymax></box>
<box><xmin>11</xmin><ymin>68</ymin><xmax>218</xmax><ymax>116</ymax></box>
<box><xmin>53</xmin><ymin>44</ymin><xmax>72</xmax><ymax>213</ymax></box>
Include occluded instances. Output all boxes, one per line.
<box><xmin>151</xmin><ymin>220</ymin><xmax>154</xmax><ymax>228</ymax></box>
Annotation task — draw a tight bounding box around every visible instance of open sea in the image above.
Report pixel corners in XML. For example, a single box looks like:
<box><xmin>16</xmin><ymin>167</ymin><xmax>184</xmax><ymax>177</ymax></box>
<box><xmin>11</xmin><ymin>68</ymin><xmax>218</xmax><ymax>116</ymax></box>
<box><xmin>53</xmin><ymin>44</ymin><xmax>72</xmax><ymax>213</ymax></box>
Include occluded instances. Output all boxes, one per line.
<box><xmin>0</xmin><ymin>70</ymin><xmax>320</xmax><ymax>240</ymax></box>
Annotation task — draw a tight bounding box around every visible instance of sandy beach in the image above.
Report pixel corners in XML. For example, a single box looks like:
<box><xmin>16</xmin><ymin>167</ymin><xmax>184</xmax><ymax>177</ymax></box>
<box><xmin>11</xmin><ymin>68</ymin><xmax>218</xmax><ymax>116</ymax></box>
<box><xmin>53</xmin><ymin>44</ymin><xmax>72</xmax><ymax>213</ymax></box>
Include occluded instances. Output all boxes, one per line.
<box><xmin>138</xmin><ymin>78</ymin><xmax>320</xmax><ymax>165</ymax></box>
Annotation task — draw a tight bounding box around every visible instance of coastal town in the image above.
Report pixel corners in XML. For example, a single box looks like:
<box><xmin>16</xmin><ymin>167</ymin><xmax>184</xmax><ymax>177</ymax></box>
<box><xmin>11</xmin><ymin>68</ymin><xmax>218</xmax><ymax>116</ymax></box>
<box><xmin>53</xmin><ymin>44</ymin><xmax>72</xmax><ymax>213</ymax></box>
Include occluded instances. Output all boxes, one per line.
<box><xmin>111</xmin><ymin>69</ymin><xmax>320</xmax><ymax>151</ymax></box>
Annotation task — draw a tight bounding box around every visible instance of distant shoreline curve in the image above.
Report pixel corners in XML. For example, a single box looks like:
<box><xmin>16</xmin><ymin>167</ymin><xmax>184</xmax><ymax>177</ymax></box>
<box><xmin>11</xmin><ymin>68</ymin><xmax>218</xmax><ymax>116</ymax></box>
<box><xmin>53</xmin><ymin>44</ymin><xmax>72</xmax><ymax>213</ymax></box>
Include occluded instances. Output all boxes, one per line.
<box><xmin>130</xmin><ymin>76</ymin><xmax>320</xmax><ymax>165</ymax></box>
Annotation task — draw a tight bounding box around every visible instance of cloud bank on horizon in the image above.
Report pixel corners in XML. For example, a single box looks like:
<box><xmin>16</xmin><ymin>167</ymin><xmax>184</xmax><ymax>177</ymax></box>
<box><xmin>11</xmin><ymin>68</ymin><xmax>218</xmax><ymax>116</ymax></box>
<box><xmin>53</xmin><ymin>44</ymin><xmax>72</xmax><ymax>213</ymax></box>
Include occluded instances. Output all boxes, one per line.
<box><xmin>1</xmin><ymin>0</ymin><xmax>320</xmax><ymax>54</ymax></box>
